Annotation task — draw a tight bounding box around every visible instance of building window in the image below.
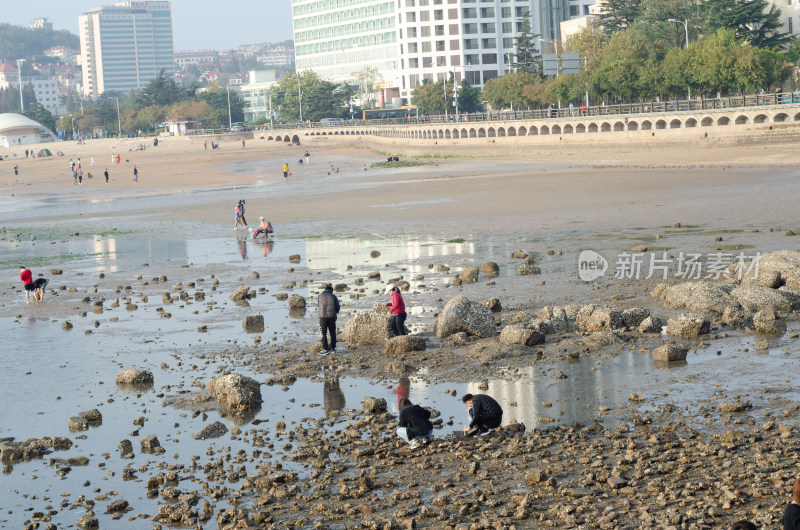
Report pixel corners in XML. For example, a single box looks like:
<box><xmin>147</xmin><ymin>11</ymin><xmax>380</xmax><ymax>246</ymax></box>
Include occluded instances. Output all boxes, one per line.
<box><xmin>463</xmin><ymin>23</ymin><xmax>478</xmax><ymax>33</ymax></box>
<box><xmin>423</xmin><ymin>57</ymin><xmax>433</xmax><ymax>67</ymax></box>
<box><xmin>407</xmin><ymin>12</ymin><xmax>416</xmax><ymax>22</ymax></box>
<box><xmin>462</xmin><ymin>8</ymin><xmax>476</xmax><ymax>18</ymax></box>
<box><xmin>481</xmin><ymin>22</ymin><xmax>495</xmax><ymax>33</ymax></box>
<box><xmin>435</xmin><ymin>24</ymin><xmax>445</xmax><ymax>35</ymax></box>
<box><xmin>434</xmin><ymin>9</ymin><xmax>443</xmax><ymax>20</ymax></box>
<box><xmin>436</xmin><ymin>40</ymin><xmax>446</xmax><ymax>51</ymax></box>
<box><xmin>501</xmin><ymin>7</ymin><xmax>511</xmax><ymax>17</ymax></box>
<box><xmin>422</xmin><ymin>41</ymin><xmax>432</xmax><ymax>52</ymax></box>
<box><xmin>482</xmin><ymin>53</ymin><xmax>497</xmax><ymax>64</ymax></box>
<box><xmin>421</xmin><ymin>26</ymin><xmax>431</xmax><ymax>36</ymax></box>
<box><xmin>465</xmin><ymin>38</ymin><xmax>479</xmax><ymax>49</ymax></box>
<box><xmin>515</xmin><ymin>6</ymin><xmax>530</xmax><ymax>17</ymax></box>
<box><xmin>409</xmin><ymin>58</ymin><xmax>419</xmax><ymax>68</ymax></box>
<box><xmin>420</xmin><ymin>10</ymin><xmax>430</xmax><ymax>21</ymax></box>
<box><xmin>502</xmin><ymin>22</ymin><xmax>512</xmax><ymax>32</ymax></box>
<box><xmin>480</xmin><ymin>7</ymin><xmax>495</xmax><ymax>17</ymax></box>
<box><xmin>482</xmin><ymin>38</ymin><xmax>496</xmax><ymax>48</ymax></box>
<box><xmin>465</xmin><ymin>53</ymin><xmax>480</xmax><ymax>64</ymax></box>
<box><xmin>502</xmin><ymin>37</ymin><xmax>514</xmax><ymax>47</ymax></box>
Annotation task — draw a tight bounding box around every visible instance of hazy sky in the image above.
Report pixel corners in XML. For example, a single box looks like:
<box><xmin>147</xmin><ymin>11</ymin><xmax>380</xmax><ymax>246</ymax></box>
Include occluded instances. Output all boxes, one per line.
<box><xmin>4</xmin><ymin>0</ymin><xmax>294</xmax><ymax>50</ymax></box>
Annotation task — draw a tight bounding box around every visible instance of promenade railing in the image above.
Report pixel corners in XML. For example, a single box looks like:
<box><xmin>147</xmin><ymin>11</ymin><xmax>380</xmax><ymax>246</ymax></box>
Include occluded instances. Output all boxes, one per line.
<box><xmin>262</xmin><ymin>92</ymin><xmax>800</xmax><ymax>131</ymax></box>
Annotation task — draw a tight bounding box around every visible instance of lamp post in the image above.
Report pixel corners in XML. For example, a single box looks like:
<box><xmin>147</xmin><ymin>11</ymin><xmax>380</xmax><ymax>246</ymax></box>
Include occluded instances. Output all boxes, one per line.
<box><xmin>16</xmin><ymin>59</ymin><xmax>24</xmax><ymax>112</ymax></box>
<box><xmin>112</xmin><ymin>97</ymin><xmax>121</xmax><ymax>138</ymax></box>
<box><xmin>297</xmin><ymin>77</ymin><xmax>303</xmax><ymax>125</ymax></box>
<box><xmin>503</xmin><ymin>52</ymin><xmax>514</xmax><ymax>75</ymax></box>
<box><xmin>226</xmin><ymin>87</ymin><xmax>232</xmax><ymax>130</ymax></box>
<box><xmin>668</xmin><ymin>19</ymin><xmax>691</xmax><ymax>100</ymax></box>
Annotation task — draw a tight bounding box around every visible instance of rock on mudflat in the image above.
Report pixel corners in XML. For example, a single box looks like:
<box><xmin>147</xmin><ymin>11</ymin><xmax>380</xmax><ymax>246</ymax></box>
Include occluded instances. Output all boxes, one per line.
<box><xmin>480</xmin><ymin>261</ymin><xmax>499</xmax><ymax>274</ymax></box>
<box><xmin>193</xmin><ymin>421</ymin><xmax>229</xmax><ymax>440</ymax></box>
<box><xmin>483</xmin><ymin>298</ymin><xmax>502</xmax><ymax>312</ymax></box>
<box><xmin>362</xmin><ymin>397</ymin><xmax>387</xmax><ymax>413</ymax></box>
<box><xmin>575</xmin><ymin>306</ymin><xmax>624</xmax><ymax>332</ymax></box>
<box><xmin>499</xmin><ymin>325</ymin><xmax>545</xmax><ymax>346</ymax></box>
<box><xmin>242</xmin><ymin>315</ymin><xmax>265</xmax><ymax>333</ymax></box>
<box><xmin>651</xmin><ymin>344</ymin><xmax>688</xmax><ymax>362</ymax></box>
<box><xmin>288</xmin><ymin>294</ymin><xmax>306</xmax><ymax>308</ymax></box>
<box><xmin>116</xmin><ymin>369</ymin><xmax>154</xmax><ymax>385</ymax></box>
<box><xmin>207</xmin><ymin>373</ymin><xmax>263</xmax><ymax>413</ymax></box>
<box><xmin>665</xmin><ymin>313</ymin><xmax>710</xmax><ymax>338</ymax></box>
<box><xmin>118</xmin><ymin>439</ymin><xmax>134</xmax><ymax>458</ymax></box>
<box><xmin>229</xmin><ymin>285</ymin><xmax>251</xmax><ymax>304</ymax></box>
<box><xmin>655</xmin><ymin>281</ymin><xmax>736</xmax><ymax>314</ymax></box>
<box><xmin>730</xmin><ymin>286</ymin><xmax>792</xmax><ymax>313</ymax></box>
<box><xmin>77</xmin><ymin>514</ymin><xmax>99</xmax><ymax>529</ymax></box>
<box><xmin>637</xmin><ymin>315</ymin><xmax>664</xmax><ymax>333</ymax></box>
<box><xmin>435</xmin><ymin>296</ymin><xmax>496</xmax><ymax>339</ymax></box>
<box><xmin>105</xmin><ymin>499</ymin><xmax>129</xmax><ymax>513</ymax></box>
<box><xmin>62</xmin><ymin>321</ymin><xmax>73</xmax><ymax>330</ymax></box>
<box><xmin>140</xmin><ymin>435</ymin><xmax>164</xmax><ymax>454</ymax></box>
<box><xmin>757</xmin><ymin>249</ymin><xmax>800</xmax><ymax>278</ymax></box>
<box><xmin>719</xmin><ymin>397</ymin><xmax>752</xmax><ymax>413</ymax></box>
<box><xmin>460</xmin><ymin>266</ymin><xmax>479</xmax><ymax>283</ymax></box>
<box><xmin>342</xmin><ymin>311</ymin><xmax>392</xmax><ymax>346</ymax></box>
<box><xmin>752</xmin><ymin>309</ymin><xmax>787</xmax><ymax>335</ymax></box>
<box><xmin>517</xmin><ymin>265</ymin><xmax>541</xmax><ymax>275</ymax></box>
<box><xmin>385</xmin><ymin>335</ymin><xmax>426</xmax><ymax>354</ymax></box>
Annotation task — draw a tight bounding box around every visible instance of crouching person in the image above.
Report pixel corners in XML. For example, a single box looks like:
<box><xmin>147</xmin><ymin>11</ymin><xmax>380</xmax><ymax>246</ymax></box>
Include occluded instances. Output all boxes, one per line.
<box><xmin>397</xmin><ymin>398</ymin><xmax>433</xmax><ymax>448</ymax></box>
<box><xmin>461</xmin><ymin>393</ymin><xmax>503</xmax><ymax>436</ymax></box>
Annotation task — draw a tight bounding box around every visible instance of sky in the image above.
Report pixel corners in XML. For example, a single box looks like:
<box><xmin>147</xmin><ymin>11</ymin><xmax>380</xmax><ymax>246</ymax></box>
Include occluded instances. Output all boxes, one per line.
<box><xmin>4</xmin><ymin>0</ymin><xmax>294</xmax><ymax>50</ymax></box>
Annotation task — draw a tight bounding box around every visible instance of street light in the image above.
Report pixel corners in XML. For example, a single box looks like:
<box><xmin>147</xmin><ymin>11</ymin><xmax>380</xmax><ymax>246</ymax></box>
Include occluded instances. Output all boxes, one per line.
<box><xmin>226</xmin><ymin>87</ymin><xmax>232</xmax><ymax>129</ymax></box>
<box><xmin>538</xmin><ymin>38</ymin><xmax>559</xmax><ymax>77</ymax></box>
<box><xmin>668</xmin><ymin>19</ymin><xmax>691</xmax><ymax>100</ymax></box>
<box><xmin>16</xmin><ymin>59</ymin><xmax>24</xmax><ymax>112</ymax></box>
<box><xmin>503</xmin><ymin>52</ymin><xmax>515</xmax><ymax>75</ymax></box>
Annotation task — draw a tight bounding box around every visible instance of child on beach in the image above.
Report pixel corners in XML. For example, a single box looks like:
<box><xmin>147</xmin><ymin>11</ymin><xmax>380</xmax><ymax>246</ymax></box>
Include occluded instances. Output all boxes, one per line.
<box><xmin>251</xmin><ymin>217</ymin><xmax>273</xmax><ymax>238</ymax></box>
<box><xmin>234</xmin><ymin>204</ymin><xmax>246</xmax><ymax>229</ymax></box>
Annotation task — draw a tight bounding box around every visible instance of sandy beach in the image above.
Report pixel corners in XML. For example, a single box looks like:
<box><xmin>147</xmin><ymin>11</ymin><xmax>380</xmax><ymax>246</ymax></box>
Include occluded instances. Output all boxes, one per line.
<box><xmin>2</xmin><ymin>135</ymin><xmax>800</xmax><ymax>529</ymax></box>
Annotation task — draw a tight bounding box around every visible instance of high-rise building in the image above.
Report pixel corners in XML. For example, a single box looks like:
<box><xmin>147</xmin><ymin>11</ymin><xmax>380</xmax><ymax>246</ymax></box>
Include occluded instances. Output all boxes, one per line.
<box><xmin>291</xmin><ymin>0</ymin><xmax>594</xmax><ymax>106</ymax></box>
<box><xmin>79</xmin><ymin>1</ymin><xmax>174</xmax><ymax>98</ymax></box>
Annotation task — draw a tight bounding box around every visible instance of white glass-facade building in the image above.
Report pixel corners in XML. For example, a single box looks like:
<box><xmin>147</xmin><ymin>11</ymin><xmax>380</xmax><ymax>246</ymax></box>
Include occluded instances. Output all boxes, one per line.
<box><xmin>293</xmin><ymin>0</ymin><xmax>401</xmax><ymax>85</ymax></box>
<box><xmin>79</xmin><ymin>1</ymin><xmax>174</xmax><ymax>98</ymax></box>
<box><xmin>293</xmin><ymin>0</ymin><xmax>594</xmax><ymax>105</ymax></box>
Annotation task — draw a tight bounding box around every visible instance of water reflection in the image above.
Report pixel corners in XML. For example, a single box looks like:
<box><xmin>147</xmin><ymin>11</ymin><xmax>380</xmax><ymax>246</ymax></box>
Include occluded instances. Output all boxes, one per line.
<box><xmin>323</xmin><ymin>369</ymin><xmax>345</xmax><ymax>414</ymax></box>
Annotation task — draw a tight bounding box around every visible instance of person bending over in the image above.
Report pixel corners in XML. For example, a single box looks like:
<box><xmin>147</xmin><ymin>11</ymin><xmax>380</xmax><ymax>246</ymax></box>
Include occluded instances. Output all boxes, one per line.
<box><xmin>461</xmin><ymin>393</ymin><xmax>503</xmax><ymax>436</ymax></box>
<box><xmin>397</xmin><ymin>398</ymin><xmax>433</xmax><ymax>448</ymax></box>
<box><xmin>252</xmin><ymin>217</ymin><xmax>273</xmax><ymax>238</ymax></box>
<box><xmin>33</xmin><ymin>277</ymin><xmax>48</xmax><ymax>303</ymax></box>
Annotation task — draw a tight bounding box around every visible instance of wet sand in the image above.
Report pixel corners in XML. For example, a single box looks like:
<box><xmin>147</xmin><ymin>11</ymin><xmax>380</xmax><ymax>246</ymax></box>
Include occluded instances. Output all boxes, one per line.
<box><xmin>1</xmin><ymin>137</ymin><xmax>800</xmax><ymax>528</ymax></box>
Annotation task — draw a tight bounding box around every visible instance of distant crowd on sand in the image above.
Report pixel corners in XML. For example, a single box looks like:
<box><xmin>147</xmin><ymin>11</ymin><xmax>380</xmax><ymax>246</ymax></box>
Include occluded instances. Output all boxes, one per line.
<box><xmin>65</xmin><ymin>156</ymin><xmax>139</xmax><ymax>185</ymax></box>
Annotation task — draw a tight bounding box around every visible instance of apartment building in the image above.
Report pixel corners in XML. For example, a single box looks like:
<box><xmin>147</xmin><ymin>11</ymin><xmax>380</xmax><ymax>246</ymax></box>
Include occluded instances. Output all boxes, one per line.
<box><xmin>292</xmin><ymin>0</ymin><xmax>594</xmax><ymax>106</ymax></box>
<box><xmin>79</xmin><ymin>1</ymin><xmax>175</xmax><ymax>98</ymax></box>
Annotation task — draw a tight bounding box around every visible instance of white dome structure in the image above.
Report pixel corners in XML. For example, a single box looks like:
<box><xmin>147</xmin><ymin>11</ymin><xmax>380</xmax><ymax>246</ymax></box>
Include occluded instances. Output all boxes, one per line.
<box><xmin>0</xmin><ymin>113</ymin><xmax>58</xmax><ymax>147</ymax></box>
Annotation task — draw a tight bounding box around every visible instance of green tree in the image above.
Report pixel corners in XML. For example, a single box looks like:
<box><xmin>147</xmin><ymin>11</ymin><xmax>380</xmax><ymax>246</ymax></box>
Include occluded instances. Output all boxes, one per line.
<box><xmin>688</xmin><ymin>28</ymin><xmax>741</xmax><ymax>94</ymax></box>
<box><xmin>269</xmin><ymin>71</ymin><xmax>347</xmax><ymax>122</ymax></box>
<box><xmin>411</xmin><ymin>79</ymin><xmax>446</xmax><ymax>114</ymax></box>
<box><xmin>703</xmin><ymin>0</ymin><xmax>791</xmax><ymax>49</ymax></box>
<box><xmin>23</xmin><ymin>103</ymin><xmax>55</xmax><ymax>132</ymax></box>
<box><xmin>597</xmin><ymin>0</ymin><xmax>643</xmax><ymax>34</ymax></box>
<box><xmin>0</xmin><ymin>23</ymin><xmax>79</xmax><ymax>62</ymax></box>
<box><xmin>136</xmin><ymin>70</ymin><xmax>184</xmax><ymax>108</ymax></box>
<box><xmin>352</xmin><ymin>66</ymin><xmax>380</xmax><ymax>109</ymax></box>
<box><xmin>513</xmin><ymin>14</ymin><xmax>542</xmax><ymax>75</ymax></box>
<box><xmin>198</xmin><ymin>81</ymin><xmax>244</xmax><ymax>126</ymax></box>
<box><xmin>457</xmin><ymin>80</ymin><xmax>481</xmax><ymax>113</ymax></box>
<box><xmin>480</xmin><ymin>72</ymin><xmax>538</xmax><ymax>109</ymax></box>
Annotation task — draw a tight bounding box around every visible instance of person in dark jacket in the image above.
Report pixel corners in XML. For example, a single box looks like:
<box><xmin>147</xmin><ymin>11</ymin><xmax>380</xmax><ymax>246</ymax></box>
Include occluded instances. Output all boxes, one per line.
<box><xmin>384</xmin><ymin>283</ymin><xmax>407</xmax><ymax>336</ymax></box>
<box><xmin>397</xmin><ymin>398</ymin><xmax>433</xmax><ymax>447</ymax></box>
<box><xmin>317</xmin><ymin>284</ymin><xmax>340</xmax><ymax>355</ymax></box>
<box><xmin>461</xmin><ymin>393</ymin><xmax>503</xmax><ymax>436</ymax></box>
<box><xmin>784</xmin><ymin>476</ymin><xmax>800</xmax><ymax>529</ymax></box>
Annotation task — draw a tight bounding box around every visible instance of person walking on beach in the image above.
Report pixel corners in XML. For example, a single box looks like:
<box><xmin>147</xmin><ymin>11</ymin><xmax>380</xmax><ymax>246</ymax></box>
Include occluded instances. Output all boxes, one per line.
<box><xmin>204</xmin><ymin>140</ymin><xmax>208</xmax><ymax>150</ymax></box>
<box><xmin>304</xmin><ymin>151</ymin><xmax>310</xmax><ymax>164</ymax></box>
<box><xmin>237</xmin><ymin>199</ymin><xmax>248</xmax><ymax>227</ymax></box>
<box><xmin>242</xmin><ymin>139</ymin><xmax>246</xmax><ymax>150</ymax></box>
<box><xmin>72</xmin><ymin>168</ymin><xmax>78</xmax><ymax>185</ymax></box>
<box><xmin>33</xmin><ymin>277</ymin><xmax>48</xmax><ymax>303</ymax></box>
<box><xmin>104</xmin><ymin>169</ymin><xmax>109</xmax><ymax>183</ymax></box>
<box><xmin>14</xmin><ymin>164</ymin><xmax>18</xmax><ymax>176</ymax></box>
<box><xmin>461</xmin><ymin>393</ymin><xmax>503</xmax><ymax>436</ymax></box>
<box><xmin>234</xmin><ymin>203</ymin><xmax>246</xmax><ymax>229</ymax></box>
<box><xmin>91</xmin><ymin>156</ymin><xmax>95</xmax><ymax>166</ymax></box>
<box><xmin>384</xmin><ymin>284</ymin><xmax>407</xmax><ymax>336</ymax></box>
<box><xmin>317</xmin><ymin>284</ymin><xmax>340</xmax><ymax>356</ymax></box>
<box><xmin>116</xmin><ymin>154</ymin><xmax>121</xmax><ymax>164</ymax></box>
<box><xmin>133</xmin><ymin>166</ymin><xmax>138</xmax><ymax>182</ymax></box>
<box><xmin>397</xmin><ymin>398</ymin><xmax>434</xmax><ymax>447</ymax></box>
<box><xmin>19</xmin><ymin>266</ymin><xmax>35</xmax><ymax>304</ymax></box>
<box><xmin>78</xmin><ymin>167</ymin><xmax>83</xmax><ymax>184</ymax></box>
<box><xmin>69</xmin><ymin>159</ymin><xmax>75</xmax><ymax>172</ymax></box>
<box><xmin>282</xmin><ymin>162</ymin><xmax>290</xmax><ymax>179</ymax></box>
<box><xmin>77</xmin><ymin>158</ymin><xmax>82</xmax><ymax>171</ymax></box>
<box><xmin>784</xmin><ymin>476</ymin><xmax>800</xmax><ymax>529</ymax></box>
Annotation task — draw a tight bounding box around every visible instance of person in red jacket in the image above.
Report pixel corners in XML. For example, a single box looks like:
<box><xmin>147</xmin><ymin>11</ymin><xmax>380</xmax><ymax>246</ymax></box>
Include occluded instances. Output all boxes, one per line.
<box><xmin>384</xmin><ymin>284</ymin><xmax>407</xmax><ymax>336</ymax></box>
<box><xmin>19</xmin><ymin>266</ymin><xmax>34</xmax><ymax>303</ymax></box>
